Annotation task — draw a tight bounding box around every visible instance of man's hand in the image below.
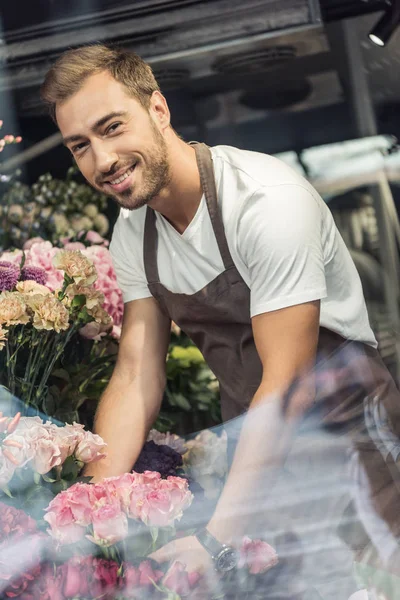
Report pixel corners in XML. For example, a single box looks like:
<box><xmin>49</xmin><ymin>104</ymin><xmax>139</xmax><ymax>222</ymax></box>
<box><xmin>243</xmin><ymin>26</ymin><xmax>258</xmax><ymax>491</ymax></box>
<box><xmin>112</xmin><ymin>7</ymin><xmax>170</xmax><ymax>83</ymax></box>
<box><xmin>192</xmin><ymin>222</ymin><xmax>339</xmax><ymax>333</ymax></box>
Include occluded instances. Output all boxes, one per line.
<box><xmin>150</xmin><ymin>535</ymin><xmax>213</xmax><ymax>574</ymax></box>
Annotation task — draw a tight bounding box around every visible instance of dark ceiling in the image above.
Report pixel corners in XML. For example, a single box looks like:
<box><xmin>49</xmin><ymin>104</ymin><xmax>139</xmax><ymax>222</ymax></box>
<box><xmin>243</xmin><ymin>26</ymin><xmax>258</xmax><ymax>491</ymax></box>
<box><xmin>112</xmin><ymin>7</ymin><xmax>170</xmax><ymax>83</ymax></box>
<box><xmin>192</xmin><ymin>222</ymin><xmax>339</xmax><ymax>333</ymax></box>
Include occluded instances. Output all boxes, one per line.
<box><xmin>0</xmin><ymin>0</ymin><xmax>399</xmax><ymax>182</ymax></box>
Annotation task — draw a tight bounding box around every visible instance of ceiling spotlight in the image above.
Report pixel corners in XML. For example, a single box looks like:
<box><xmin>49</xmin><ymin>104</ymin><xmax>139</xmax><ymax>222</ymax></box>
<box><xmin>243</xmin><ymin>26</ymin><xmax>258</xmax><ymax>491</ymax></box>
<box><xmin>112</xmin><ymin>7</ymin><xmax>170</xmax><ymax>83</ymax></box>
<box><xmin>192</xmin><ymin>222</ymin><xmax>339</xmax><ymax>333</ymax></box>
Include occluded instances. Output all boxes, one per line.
<box><xmin>368</xmin><ymin>0</ymin><xmax>400</xmax><ymax>47</ymax></box>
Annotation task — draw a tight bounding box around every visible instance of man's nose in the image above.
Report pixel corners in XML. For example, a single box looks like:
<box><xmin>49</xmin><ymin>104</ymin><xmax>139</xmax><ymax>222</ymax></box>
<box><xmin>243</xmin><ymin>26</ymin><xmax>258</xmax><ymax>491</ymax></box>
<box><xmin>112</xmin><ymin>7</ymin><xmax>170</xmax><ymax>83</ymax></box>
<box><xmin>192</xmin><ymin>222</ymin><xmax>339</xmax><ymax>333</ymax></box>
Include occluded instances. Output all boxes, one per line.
<box><xmin>94</xmin><ymin>147</ymin><xmax>119</xmax><ymax>175</ymax></box>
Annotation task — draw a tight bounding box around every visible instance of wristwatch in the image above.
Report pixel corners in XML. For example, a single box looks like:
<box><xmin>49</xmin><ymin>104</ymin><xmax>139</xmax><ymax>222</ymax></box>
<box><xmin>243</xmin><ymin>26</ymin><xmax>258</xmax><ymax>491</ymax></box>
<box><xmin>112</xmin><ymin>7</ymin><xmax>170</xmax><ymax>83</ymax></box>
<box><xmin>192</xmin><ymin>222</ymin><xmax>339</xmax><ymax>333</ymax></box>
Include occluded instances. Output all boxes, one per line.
<box><xmin>195</xmin><ymin>528</ymin><xmax>238</xmax><ymax>573</ymax></box>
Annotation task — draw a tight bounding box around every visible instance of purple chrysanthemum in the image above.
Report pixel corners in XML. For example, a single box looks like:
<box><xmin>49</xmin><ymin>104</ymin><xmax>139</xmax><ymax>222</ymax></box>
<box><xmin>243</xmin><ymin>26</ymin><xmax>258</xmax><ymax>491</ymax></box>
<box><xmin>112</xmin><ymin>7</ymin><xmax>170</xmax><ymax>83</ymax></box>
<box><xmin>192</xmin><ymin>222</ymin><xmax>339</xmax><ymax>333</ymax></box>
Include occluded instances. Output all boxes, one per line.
<box><xmin>20</xmin><ymin>266</ymin><xmax>47</xmax><ymax>286</ymax></box>
<box><xmin>0</xmin><ymin>262</ymin><xmax>19</xmax><ymax>292</ymax></box>
<box><xmin>133</xmin><ymin>441</ymin><xmax>183</xmax><ymax>478</ymax></box>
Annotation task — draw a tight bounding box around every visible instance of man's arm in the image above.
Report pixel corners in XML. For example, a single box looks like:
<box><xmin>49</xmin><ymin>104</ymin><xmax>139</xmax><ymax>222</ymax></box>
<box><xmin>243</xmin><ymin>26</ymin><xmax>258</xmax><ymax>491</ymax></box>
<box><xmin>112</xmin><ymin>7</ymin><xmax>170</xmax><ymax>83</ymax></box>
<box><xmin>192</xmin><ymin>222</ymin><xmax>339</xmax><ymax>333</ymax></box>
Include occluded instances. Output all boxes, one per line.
<box><xmin>85</xmin><ymin>297</ymin><xmax>171</xmax><ymax>481</ymax></box>
<box><xmin>206</xmin><ymin>300</ymin><xmax>320</xmax><ymax>542</ymax></box>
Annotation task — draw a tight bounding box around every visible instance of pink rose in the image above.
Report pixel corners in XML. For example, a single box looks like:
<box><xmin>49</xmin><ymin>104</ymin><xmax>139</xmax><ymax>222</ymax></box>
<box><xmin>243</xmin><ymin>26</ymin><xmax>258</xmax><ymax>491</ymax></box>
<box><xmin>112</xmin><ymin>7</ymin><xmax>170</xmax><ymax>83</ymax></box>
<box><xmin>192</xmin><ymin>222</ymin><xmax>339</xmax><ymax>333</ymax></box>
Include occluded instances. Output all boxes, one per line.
<box><xmin>141</xmin><ymin>489</ymin><xmax>176</xmax><ymax>527</ymax></box>
<box><xmin>47</xmin><ymin>422</ymin><xmax>85</xmax><ymax>463</ymax></box>
<box><xmin>74</xmin><ymin>431</ymin><xmax>107</xmax><ymax>463</ymax></box>
<box><xmin>32</xmin><ymin>436</ymin><xmax>62</xmax><ymax>474</ymax></box>
<box><xmin>58</xmin><ymin>556</ymin><xmax>120</xmax><ymax>599</ymax></box>
<box><xmin>64</xmin><ymin>483</ymin><xmax>94</xmax><ymax>526</ymax></box>
<box><xmin>163</xmin><ymin>561</ymin><xmax>201</xmax><ymax>596</ymax></box>
<box><xmin>89</xmin><ymin>501</ymin><xmax>128</xmax><ymax>546</ymax></box>
<box><xmin>238</xmin><ymin>537</ymin><xmax>278</xmax><ymax>575</ymax></box>
<box><xmin>103</xmin><ymin>473</ymin><xmax>139</xmax><ymax>510</ymax></box>
<box><xmin>63</xmin><ymin>242</ymin><xmax>86</xmax><ymax>251</ymax></box>
<box><xmin>137</xmin><ymin>561</ymin><xmax>163</xmax><ymax>587</ymax></box>
<box><xmin>44</xmin><ymin>487</ymin><xmax>90</xmax><ymax>544</ymax></box>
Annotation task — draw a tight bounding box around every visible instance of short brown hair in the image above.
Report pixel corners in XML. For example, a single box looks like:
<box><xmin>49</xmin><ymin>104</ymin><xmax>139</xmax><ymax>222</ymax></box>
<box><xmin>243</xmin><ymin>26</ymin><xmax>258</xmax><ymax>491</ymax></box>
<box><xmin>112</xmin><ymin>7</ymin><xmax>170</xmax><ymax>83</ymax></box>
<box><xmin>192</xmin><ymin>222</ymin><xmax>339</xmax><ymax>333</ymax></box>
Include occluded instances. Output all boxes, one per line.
<box><xmin>41</xmin><ymin>44</ymin><xmax>160</xmax><ymax>123</ymax></box>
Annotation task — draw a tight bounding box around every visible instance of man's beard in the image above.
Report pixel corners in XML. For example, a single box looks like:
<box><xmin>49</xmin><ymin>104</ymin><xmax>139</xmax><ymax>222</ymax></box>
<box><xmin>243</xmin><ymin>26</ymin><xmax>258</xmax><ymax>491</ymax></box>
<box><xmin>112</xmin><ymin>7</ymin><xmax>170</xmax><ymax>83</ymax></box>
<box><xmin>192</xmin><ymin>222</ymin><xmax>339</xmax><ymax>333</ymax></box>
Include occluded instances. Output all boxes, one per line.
<box><xmin>112</xmin><ymin>127</ymin><xmax>170</xmax><ymax>211</ymax></box>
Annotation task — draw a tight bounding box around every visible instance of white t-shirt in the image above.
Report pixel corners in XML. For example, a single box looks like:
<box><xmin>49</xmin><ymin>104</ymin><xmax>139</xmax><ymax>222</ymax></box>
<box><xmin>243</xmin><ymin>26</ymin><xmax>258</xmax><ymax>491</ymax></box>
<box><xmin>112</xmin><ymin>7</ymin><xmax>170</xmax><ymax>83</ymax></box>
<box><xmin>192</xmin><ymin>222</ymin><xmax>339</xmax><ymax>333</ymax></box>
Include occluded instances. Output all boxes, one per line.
<box><xmin>110</xmin><ymin>145</ymin><xmax>377</xmax><ymax>348</ymax></box>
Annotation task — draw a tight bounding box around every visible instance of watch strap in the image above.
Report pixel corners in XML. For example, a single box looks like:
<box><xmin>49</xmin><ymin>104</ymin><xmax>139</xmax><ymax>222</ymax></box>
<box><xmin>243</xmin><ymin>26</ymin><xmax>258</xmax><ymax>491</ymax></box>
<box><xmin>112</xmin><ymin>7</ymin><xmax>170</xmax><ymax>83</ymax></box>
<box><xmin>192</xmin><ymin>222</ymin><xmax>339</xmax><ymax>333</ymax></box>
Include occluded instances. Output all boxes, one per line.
<box><xmin>195</xmin><ymin>528</ymin><xmax>224</xmax><ymax>558</ymax></box>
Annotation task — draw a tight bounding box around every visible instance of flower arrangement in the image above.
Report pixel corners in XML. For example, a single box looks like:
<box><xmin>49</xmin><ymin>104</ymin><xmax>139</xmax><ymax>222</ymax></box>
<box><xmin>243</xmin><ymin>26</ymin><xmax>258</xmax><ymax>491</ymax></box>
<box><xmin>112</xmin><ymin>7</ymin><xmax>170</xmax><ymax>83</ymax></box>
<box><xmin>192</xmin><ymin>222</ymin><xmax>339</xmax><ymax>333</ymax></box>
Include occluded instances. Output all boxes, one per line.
<box><xmin>0</xmin><ymin>247</ymin><xmax>114</xmax><ymax>414</ymax></box>
<box><xmin>0</xmin><ymin>167</ymin><xmax>109</xmax><ymax>250</ymax></box>
<box><xmin>0</xmin><ymin>409</ymin><xmax>279</xmax><ymax>599</ymax></box>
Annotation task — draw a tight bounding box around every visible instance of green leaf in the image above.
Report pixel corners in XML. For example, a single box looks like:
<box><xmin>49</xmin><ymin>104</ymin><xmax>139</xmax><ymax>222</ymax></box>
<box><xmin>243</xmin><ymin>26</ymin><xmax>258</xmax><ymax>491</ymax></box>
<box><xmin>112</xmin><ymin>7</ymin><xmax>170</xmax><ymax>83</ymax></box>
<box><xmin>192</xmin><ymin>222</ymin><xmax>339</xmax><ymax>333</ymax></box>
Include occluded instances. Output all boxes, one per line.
<box><xmin>150</xmin><ymin>527</ymin><xmax>158</xmax><ymax>544</ymax></box>
<box><xmin>33</xmin><ymin>472</ymin><xmax>41</xmax><ymax>485</ymax></box>
<box><xmin>51</xmin><ymin>368</ymin><xmax>71</xmax><ymax>383</ymax></box>
<box><xmin>41</xmin><ymin>474</ymin><xmax>57</xmax><ymax>483</ymax></box>
<box><xmin>1</xmin><ymin>486</ymin><xmax>13</xmax><ymax>498</ymax></box>
<box><xmin>171</xmin><ymin>393</ymin><xmax>192</xmax><ymax>411</ymax></box>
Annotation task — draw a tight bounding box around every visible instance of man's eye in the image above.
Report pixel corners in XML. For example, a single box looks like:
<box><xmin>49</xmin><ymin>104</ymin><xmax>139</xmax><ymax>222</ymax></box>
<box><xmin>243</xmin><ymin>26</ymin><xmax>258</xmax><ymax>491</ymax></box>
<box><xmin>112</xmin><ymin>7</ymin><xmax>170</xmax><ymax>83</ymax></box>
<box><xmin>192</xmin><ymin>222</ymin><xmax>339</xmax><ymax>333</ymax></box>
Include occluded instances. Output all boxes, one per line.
<box><xmin>107</xmin><ymin>123</ymin><xmax>121</xmax><ymax>134</ymax></box>
<box><xmin>72</xmin><ymin>142</ymin><xmax>87</xmax><ymax>153</ymax></box>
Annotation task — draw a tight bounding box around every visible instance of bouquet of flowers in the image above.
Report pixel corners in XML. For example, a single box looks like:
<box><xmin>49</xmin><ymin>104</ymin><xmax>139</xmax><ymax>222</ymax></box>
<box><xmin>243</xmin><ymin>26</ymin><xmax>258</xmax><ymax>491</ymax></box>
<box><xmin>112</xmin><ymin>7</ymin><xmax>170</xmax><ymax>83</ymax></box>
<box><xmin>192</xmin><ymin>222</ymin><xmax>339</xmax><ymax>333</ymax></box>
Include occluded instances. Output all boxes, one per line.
<box><xmin>0</xmin><ymin>247</ymin><xmax>114</xmax><ymax>415</ymax></box>
<box><xmin>0</xmin><ymin>410</ymin><xmax>279</xmax><ymax>599</ymax></box>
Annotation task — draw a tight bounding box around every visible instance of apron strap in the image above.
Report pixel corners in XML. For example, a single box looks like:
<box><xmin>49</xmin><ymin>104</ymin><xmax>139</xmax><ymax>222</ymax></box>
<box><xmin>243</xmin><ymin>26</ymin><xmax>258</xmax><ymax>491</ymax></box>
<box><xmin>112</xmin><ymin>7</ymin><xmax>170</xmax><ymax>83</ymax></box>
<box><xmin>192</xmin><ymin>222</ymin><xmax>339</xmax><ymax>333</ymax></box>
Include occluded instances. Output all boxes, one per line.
<box><xmin>143</xmin><ymin>142</ymin><xmax>236</xmax><ymax>284</ymax></box>
<box><xmin>193</xmin><ymin>143</ymin><xmax>236</xmax><ymax>271</ymax></box>
<box><xmin>143</xmin><ymin>205</ymin><xmax>160</xmax><ymax>284</ymax></box>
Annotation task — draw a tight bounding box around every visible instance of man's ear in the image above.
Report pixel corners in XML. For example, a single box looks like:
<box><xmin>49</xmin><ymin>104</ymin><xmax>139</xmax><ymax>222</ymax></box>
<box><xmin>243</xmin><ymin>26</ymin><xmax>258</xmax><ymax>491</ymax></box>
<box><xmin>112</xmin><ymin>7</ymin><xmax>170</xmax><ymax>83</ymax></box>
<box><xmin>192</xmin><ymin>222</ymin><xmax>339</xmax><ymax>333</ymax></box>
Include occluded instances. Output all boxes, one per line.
<box><xmin>149</xmin><ymin>91</ymin><xmax>171</xmax><ymax>131</ymax></box>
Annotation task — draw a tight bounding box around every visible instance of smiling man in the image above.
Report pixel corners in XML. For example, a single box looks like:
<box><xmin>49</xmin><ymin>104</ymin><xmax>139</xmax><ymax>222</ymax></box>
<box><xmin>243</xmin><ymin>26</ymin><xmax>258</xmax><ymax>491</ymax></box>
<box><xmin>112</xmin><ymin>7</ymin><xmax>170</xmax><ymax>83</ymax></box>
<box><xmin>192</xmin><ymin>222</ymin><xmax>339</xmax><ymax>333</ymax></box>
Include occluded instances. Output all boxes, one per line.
<box><xmin>41</xmin><ymin>45</ymin><xmax>400</xmax><ymax>577</ymax></box>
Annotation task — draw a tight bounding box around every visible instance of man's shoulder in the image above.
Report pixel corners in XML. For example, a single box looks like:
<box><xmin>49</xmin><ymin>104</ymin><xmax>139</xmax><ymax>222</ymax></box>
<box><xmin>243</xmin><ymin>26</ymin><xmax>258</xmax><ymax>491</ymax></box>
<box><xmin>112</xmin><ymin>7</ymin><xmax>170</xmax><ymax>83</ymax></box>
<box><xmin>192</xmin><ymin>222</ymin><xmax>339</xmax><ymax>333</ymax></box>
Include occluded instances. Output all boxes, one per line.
<box><xmin>210</xmin><ymin>144</ymin><xmax>308</xmax><ymax>190</ymax></box>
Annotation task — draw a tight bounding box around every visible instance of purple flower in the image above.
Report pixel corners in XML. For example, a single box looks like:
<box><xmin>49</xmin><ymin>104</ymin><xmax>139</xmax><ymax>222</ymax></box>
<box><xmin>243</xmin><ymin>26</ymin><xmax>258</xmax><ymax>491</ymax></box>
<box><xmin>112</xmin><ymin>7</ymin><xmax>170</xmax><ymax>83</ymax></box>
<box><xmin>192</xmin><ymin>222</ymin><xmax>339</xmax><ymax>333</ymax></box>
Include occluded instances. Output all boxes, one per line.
<box><xmin>20</xmin><ymin>265</ymin><xmax>47</xmax><ymax>286</ymax></box>
<box><xmin>133</xmin><ymin>441</ymin><xmax>183</xmax><ymax>478</ymax></box>
<box><xmin>0</xmin><ymin>262</ymin><xmax>19</xmax><ymax>292</ymax></box>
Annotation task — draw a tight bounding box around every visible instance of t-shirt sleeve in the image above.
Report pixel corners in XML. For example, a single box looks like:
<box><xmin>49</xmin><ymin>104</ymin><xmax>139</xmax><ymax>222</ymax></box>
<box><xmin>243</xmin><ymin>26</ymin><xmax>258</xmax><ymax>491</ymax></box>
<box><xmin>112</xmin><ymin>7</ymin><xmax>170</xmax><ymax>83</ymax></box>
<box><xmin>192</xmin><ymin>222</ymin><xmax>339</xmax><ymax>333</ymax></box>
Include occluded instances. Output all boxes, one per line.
<box><xmin>237</xmin><ymin>183</ymin><xmax>328</xmax><ymax>317</ymax></box>
<box><xmin>109</xmin><ymin>220</ymin><xmax>152</xmax><ymax>304</ymax></box>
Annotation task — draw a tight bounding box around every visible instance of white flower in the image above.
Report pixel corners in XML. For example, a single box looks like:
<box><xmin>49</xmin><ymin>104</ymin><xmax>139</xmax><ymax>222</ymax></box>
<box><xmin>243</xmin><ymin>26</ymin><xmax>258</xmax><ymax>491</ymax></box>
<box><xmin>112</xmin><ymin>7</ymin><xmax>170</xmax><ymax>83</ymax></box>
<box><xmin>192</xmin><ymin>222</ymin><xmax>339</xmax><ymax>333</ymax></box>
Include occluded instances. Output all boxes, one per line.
<box><xmin>184</xmin><ymin>430</ymin><xmax>228</xmax><ymax>498</ymax></box>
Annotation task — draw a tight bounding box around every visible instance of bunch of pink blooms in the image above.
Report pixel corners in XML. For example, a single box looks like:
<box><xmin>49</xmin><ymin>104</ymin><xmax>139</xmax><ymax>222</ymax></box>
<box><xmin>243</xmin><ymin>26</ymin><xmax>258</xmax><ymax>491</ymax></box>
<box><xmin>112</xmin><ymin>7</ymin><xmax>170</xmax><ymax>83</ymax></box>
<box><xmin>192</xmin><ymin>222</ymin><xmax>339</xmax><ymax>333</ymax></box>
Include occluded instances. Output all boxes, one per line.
<box><xmin>1</xmin><ymin>237</ymin><xmax>123</xmax><ymax>338</ymax></box>
<box><xmin>44</xmin><ymin>471</ymin><xmax>193</xmax><ymax>547</ymax></box>
<box><xmin>0</xmin><ymin>415</ymin><xmax>106</xmax><ymax>488</ymax></box>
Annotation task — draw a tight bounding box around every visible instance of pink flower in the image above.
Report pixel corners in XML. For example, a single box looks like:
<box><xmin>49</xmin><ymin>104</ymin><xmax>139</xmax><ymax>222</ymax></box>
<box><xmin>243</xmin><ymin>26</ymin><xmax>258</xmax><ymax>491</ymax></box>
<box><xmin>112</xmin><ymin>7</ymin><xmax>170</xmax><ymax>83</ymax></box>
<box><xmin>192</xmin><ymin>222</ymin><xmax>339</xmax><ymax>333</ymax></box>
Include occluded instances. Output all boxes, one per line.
<box><xmin>63</xmin><ymin>242</ymin><xmax>86</xmax><ymax>251</ymax></box>
<box><xmin>74</xmin><ymin>431</ymin><xmax>107</xmax><ymax>463</ymax></box>
<box><xmin>45</xmin><ymin>422</ymin><xmax>85</xmax><ymax>463</ymax></box>
<box><xmin>24</xmin><ymin>242</ymin><xmax>64</xmax><ymax>290</ymax></box>
<box><xmin>137</xmin><ymin>561</ymin><xmax>163</xmax><ymax>587</ymax></box>
<box><xmin>79</xmin><ymin>321</ymin><xmax>109</xmax><ymax>341</ymax></box>
<box><xmin>120</xmin><ymin>561</ymin><xmax>164</xmax><ymax>598</ymax></box>
<box><xmin>31</xmin><ymin>436</ymin><xmax>62</xmax><ymax>474</ymax></box>
<box><xmin>82</xmin><ymin>246</ymin><xmax>123</xmax><ymax>328</ymax></box>
<box><xmin>162</xmin><ymin>561</ymin><xmax>201</xmax><ymax>596</ymax></box>
<box><xmin>23</xmin><ymin>237</ymin><xmax>45</xmax><ymax>250</ymax></box>
<box><xmin>0</xmin><ymin>250</ymin><xmax>23</xmax><ymax>267</ymax></box>
<box><xmin>140</xmin><ymin>476</ymin><xmax>192</xmax><ymax>526</ymax></box>
<box><xmin>52</xmin><ymin>482</ymin><xmax>94</xmax><ymax>527</ymax></box>
<box><xmin>89</xmin><ymin>501</ymin><xmax>128</xmax><ymax>547</ymax></box>
<box><xmin>58</xmin><ymin>556</ymin><xmax>120</xmax><ymax>599</ymax></box>
<box><xmin>85</xmin><ymin>231</ymin><xmax>108</xmax><ymax>246</ymax></box>
<box><xmin>103</xmin><ymin>473</ymin><xmax>139</xmax><ymax>510</ymax></box>
<box><xmin>238</xmin><ymin>537</ymin><xmax>278</xmax><ymax>575</ymax></box>
<box><xmin>44</xmin><ymin>487</ymin><xmax>89</xmax><ymax>544</ymax></box>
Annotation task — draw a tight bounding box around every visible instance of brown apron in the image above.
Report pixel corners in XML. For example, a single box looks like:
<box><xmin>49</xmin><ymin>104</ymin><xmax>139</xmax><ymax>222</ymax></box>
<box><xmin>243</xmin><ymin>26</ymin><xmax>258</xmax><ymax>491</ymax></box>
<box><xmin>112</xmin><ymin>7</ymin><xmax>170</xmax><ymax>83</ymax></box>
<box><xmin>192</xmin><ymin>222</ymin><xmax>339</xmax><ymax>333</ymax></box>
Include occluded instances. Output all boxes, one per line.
<box><xmin>143</xmin><ymin>143</ymin><xmax>400</xmax><ymax>575</ymax></box>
